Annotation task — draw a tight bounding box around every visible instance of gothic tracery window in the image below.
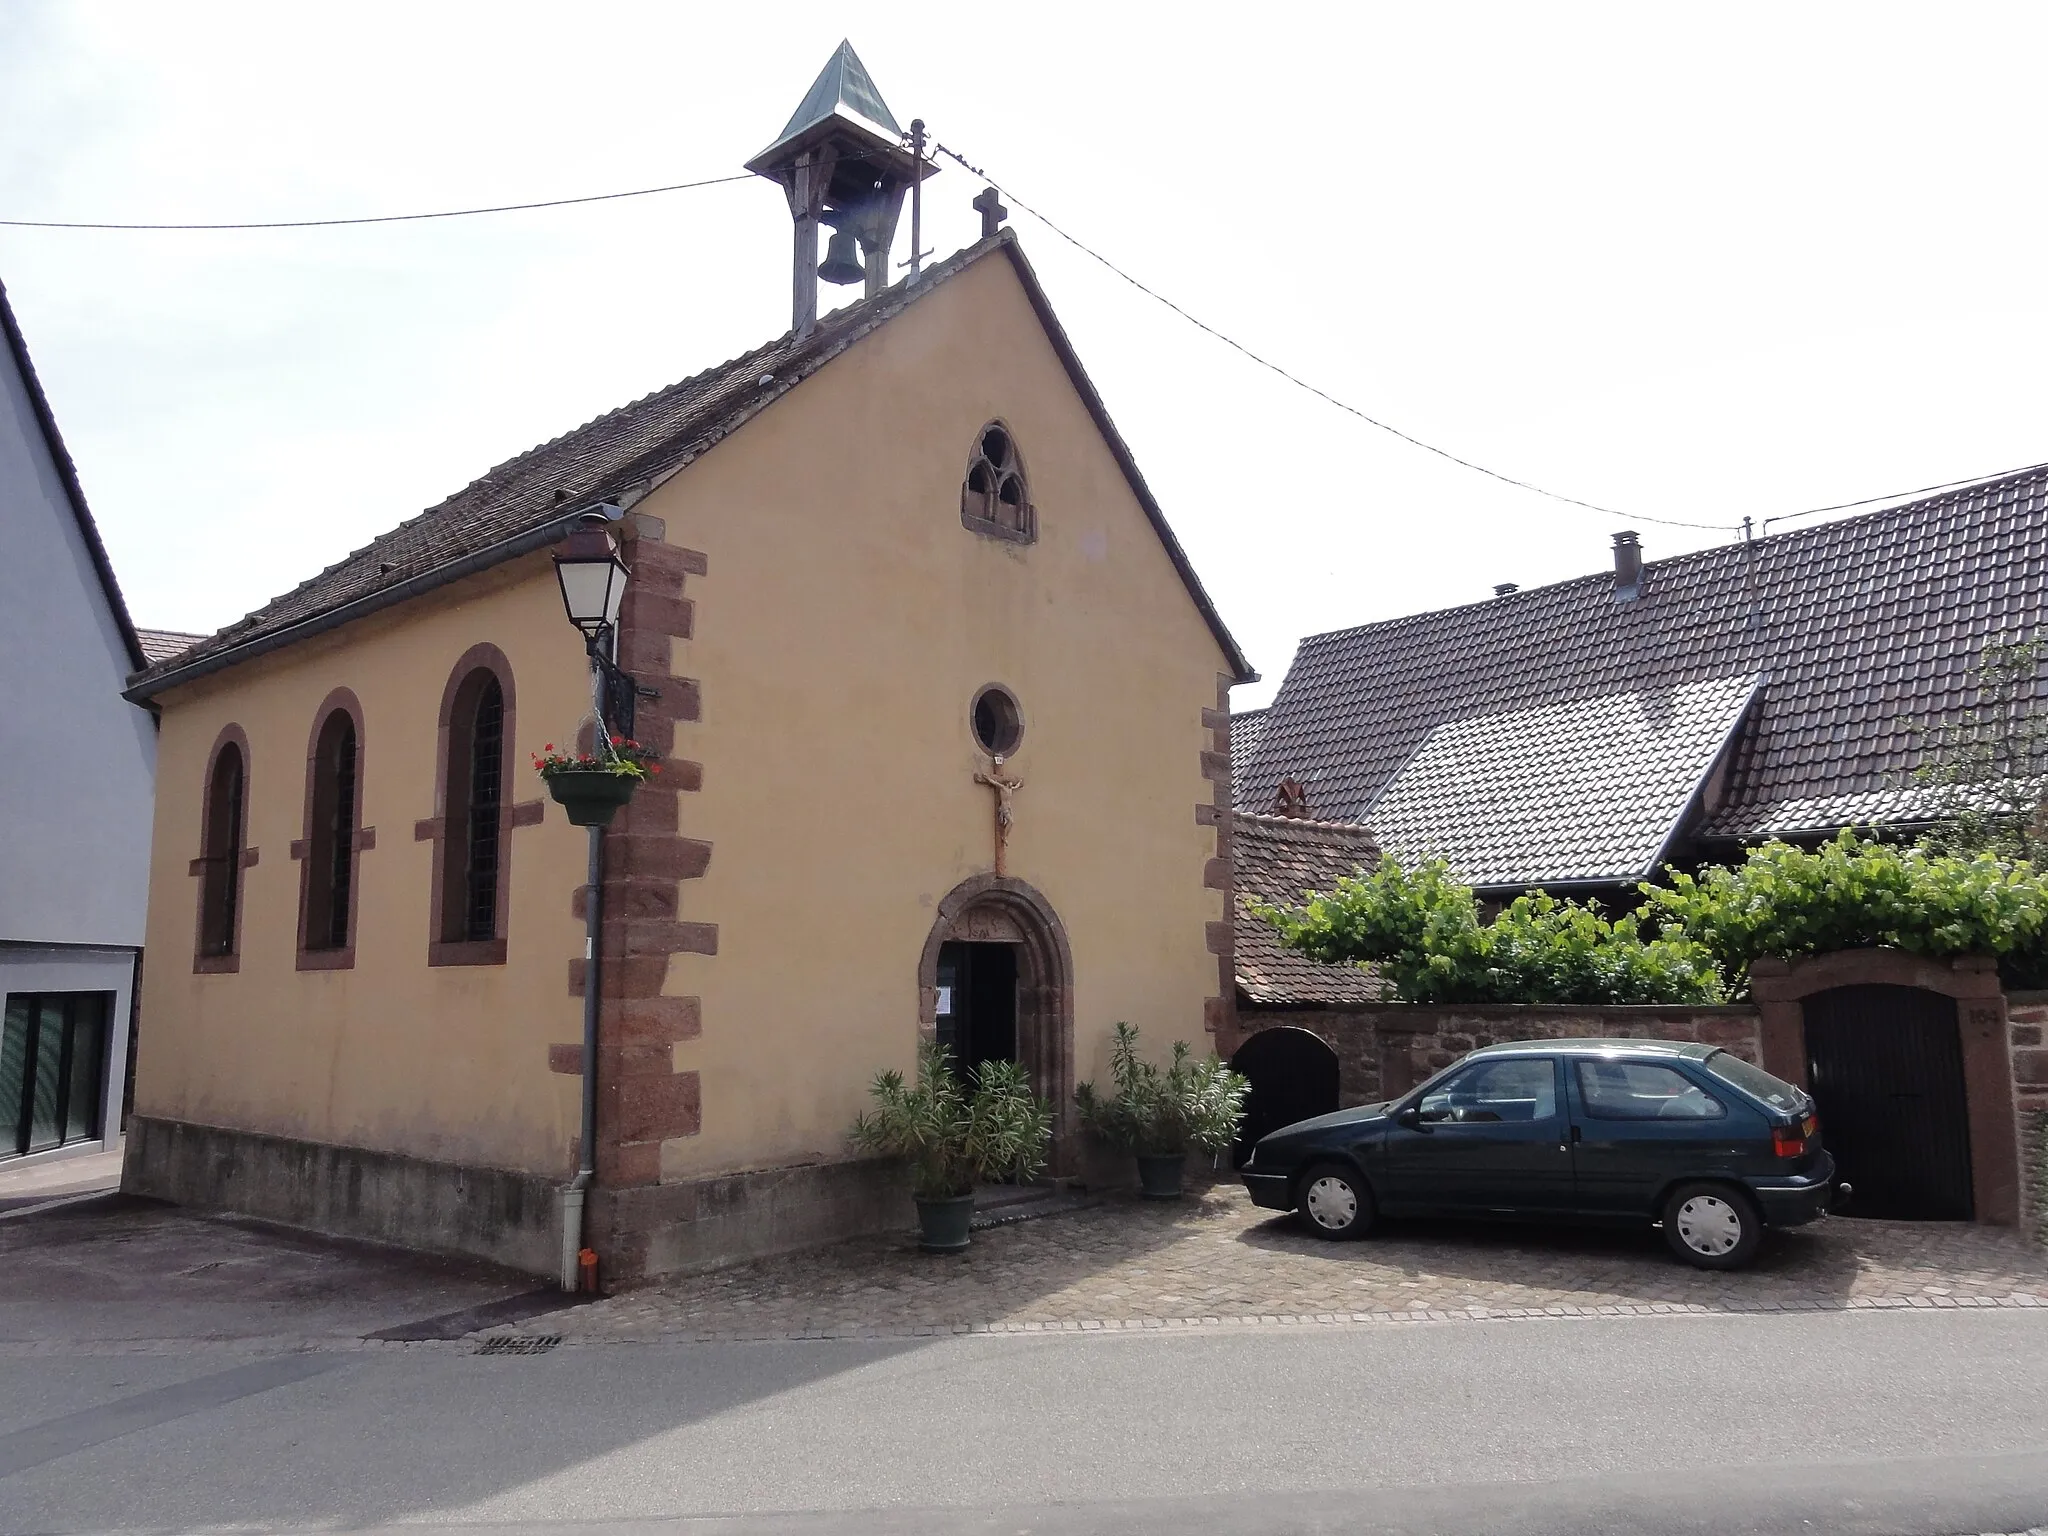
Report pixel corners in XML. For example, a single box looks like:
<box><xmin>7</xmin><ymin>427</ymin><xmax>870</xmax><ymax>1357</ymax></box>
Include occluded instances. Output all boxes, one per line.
<box><xmin>961</xmin><ymin>422</ymin><xmax>1035</xmax><ymax>542</ymax></box>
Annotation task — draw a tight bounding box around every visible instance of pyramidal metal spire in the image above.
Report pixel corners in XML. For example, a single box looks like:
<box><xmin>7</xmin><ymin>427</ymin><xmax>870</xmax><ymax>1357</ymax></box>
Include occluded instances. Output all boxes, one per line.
<box><xmin>764</xmin><ymin>40</ymin><xmax>901</xmax><ymax>158</ymax></box>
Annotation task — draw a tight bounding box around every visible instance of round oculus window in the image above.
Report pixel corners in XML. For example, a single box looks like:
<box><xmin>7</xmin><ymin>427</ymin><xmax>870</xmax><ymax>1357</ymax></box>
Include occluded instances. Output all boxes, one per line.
<box><xmin>971</xmin><ymin>685</ymin><xmax>1023</xmax><ymax>756</ymax></box>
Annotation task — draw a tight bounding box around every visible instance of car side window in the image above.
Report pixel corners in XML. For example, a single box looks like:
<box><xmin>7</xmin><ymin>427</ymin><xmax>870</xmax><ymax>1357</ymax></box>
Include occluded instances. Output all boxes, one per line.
<box><xmin>1418</xmin><ymin>1058</ymin><xmax>1558</xmax><ymax>1124</ymax></box>
<box><xmin>1575</xmin><ymin>1061</ymin><xmax>1725</xmax><ymax>1120</ymax></box>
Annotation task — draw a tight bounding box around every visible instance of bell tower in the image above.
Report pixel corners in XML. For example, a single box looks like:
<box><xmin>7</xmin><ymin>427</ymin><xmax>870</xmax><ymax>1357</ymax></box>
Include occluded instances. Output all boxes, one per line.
<box><xmin>746</xmin><ymin>40</ymin><xmax>936</xmax><ymax>337</ymax></box>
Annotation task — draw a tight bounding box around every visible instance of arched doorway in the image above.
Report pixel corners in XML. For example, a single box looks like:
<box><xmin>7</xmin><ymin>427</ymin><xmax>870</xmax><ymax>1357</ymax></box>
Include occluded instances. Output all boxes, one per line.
<box><xmin>917</xmin><ymin>875</ymin><xmax>1075</xmax><ymax>1171</ymax></box>
<box><xmin>1229</xmin><ymin>1026</ymin><xmax>1340</xmax><ymax>1167</ymax></box>
<box><xmin>1804</xmin><ymin>984</ymin><xmax>1974</xmax><ymax>1220</ymax></box>
<box><xmin>1752</xmin><ymin>949</ymin><xmax>2022</xmax><ymax>1226</ymax></box>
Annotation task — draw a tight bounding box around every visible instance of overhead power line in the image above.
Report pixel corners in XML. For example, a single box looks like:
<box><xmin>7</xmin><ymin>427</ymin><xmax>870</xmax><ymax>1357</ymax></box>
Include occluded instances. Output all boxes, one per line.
<box><xmin>8</xmin><ymin>144</ymin><xmax>2031</xmax><ymax>540</ymax></box>
<box><xmin>936</xmin><ymin>142</ymin><xmax>2044</xmax><ymax>543</ymax></box>
<box><xmin>1760</xmin><ymin>462</ymin><xmax>2048</xmax><ymax>530</ymax></box>
<box><xmin>932</xmin><ymin>144</ymin><xmax>1739</xmax><ymax>534</ymax></box>
<box><xmin>0</xmin><ymin>173</ymin><xmax>754</xmax><ymax>231</ymax></box>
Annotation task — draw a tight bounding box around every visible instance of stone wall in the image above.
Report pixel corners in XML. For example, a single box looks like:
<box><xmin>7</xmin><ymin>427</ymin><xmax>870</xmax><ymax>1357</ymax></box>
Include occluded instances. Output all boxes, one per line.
<box><xmin>1226</xmin><ymin>1004</ymin><xmax>1763</xmax><ymax>1108</ymax></box>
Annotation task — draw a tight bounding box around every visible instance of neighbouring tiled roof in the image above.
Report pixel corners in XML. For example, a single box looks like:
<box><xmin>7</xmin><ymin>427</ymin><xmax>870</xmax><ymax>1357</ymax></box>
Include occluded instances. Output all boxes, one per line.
<box><xmin>1230</xmin><ymin>708</ymin><xmax>1268</xmax><ymax>802</ymax></box>
<box><xmin>1232</xmin><ymin>810</ymin><xmax>1388</xmax><ymax>1006</ymax></box>
<box><xmin>1240</xmin><ymin>464</ymin><xmax>2048</xmax><ymax>875</ymax></box>
<box><xmin>131</xmin><ymin>232</ymin><xmax>1252</xmax><ymax>696</ymax></box>
<box><xmin>135</xmin><ymin>628</ymin><xmax>206</xmax><ymax>665</ymax></box>
<box><xmin>1366</xmin><ymin>674</ymin><xmax>1760</xmax><ymax>888</ymax></box>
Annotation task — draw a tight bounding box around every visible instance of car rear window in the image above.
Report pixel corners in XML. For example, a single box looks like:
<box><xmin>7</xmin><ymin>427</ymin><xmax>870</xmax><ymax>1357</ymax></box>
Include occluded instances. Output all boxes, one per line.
<box><xmin>1575</xmin><ymin>1060</ymin><xmax>1725</xmax><ymax>1120</ymax></box>
<box><xmin>1701</xmin><ymin>1050</ymin><xmax>1808</xmax><ymax>1112</ymax></box>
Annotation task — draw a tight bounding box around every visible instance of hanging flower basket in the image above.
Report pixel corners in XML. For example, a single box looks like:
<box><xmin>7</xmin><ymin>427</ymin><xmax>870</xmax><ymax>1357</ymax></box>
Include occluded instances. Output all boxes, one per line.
<box><xmin>533</xmin><ymin>741</ymin><xmax>661</xmax><ymax>828</ymax></box>
<box><xmin>545</xmin><ymin>770</ymin><xmax>640</xmax><ymax>826</ymax></box>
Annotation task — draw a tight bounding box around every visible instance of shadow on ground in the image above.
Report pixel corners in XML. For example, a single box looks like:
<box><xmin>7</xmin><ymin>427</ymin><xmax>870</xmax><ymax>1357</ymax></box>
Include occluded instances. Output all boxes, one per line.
<box><xmin>0</xmin><ymin>1193</ymin><xmax>545</xmax><ymax>1345</ymax></box>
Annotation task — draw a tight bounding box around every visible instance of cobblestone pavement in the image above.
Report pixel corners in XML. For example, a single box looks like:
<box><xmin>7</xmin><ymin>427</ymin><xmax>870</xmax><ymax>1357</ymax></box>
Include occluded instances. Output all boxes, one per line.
<box><xmin>560</xmin><ymin>1181</ymin><xmax>2048</xmax><ymax>1343</ymax></box>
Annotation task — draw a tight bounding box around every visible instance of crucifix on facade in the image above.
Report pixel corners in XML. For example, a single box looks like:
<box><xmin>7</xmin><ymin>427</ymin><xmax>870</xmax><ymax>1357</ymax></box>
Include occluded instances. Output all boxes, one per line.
<box><xmin>974</xmin><ymin>754</ymin><xmax>1024</xmax><ymax>876</ymax></box>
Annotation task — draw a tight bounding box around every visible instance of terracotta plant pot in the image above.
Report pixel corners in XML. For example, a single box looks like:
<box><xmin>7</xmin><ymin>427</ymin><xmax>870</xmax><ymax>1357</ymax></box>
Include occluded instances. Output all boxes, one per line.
<box><xmin>545</xmin><ymin>770</ymin><xmax>640</xmax><ymax>827</ymax></box>
<box><xmin>1136</xmin><ymin>1151</ymin><xmax>1186</xmax><ymax>1200</ymax></box>
<box><xmin>915</xmin><ymin>1194</ymin><xmax>975</xmax><ymax>1253</ymax></box>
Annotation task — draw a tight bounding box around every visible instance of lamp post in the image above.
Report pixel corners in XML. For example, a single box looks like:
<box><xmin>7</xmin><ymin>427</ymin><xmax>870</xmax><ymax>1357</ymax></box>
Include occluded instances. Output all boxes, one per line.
<box><xmin>550</xmin><ymin>508</ymin><xmax>632</xmax><ymax>1293</ymax></box>
<box><xmin>553</xmin><ymin>512</ymin><xmax>636</xmax><ymax>740</ymax></box>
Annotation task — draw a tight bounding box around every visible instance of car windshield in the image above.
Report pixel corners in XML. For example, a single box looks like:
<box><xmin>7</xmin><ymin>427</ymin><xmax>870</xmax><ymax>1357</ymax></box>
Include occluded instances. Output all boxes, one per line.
<box><xmin>1701</xmin><ymin>1050</ymin><xmax>1809</xmax><ymax>1112</ymax></box>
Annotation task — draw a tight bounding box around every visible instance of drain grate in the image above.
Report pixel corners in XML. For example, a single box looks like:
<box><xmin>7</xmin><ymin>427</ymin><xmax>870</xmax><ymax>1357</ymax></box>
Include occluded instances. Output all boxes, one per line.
<box><xmin>474</xmin><ymin>1334</ymin><xmax>561</xmax><ymax>1356</ymax></box>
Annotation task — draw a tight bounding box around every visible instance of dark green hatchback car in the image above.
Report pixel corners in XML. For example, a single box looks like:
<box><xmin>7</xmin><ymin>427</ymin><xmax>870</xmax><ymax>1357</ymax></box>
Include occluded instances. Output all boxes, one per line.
<box><xmin>1239</xmin><ymin>1039</ymin><xmax>1840</xmax><ymax>1270</ymax></box>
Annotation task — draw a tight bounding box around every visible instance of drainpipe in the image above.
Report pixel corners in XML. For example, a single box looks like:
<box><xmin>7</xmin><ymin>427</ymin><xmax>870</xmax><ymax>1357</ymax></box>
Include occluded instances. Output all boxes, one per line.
<box><xmin>560</xmin><ymin>815</ymin><xmax>604</xmax><ymax>1291</ymax></box>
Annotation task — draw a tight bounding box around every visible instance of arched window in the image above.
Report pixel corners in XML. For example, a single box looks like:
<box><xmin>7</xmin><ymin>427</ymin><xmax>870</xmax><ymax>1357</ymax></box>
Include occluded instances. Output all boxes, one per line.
<box><xmin>297</xmin><ymin>692</ymin><xmax>365</xmax><ymax>966</ymax></box>
<box><xmin>424</xmin><ymin>648</ymin><xmax>517</xmax><ymax>965</ymax></box>
<box><xmin>195</xmin><ymin>729</ymin><xmax>250</xmax><ymax>970</ymax></box>
<box><xmin>453</xmin><ymin>676</ymin><xmax>504</xmax><ymax>943</ymax></box>
<box><xmin>961</xmin><ymin>421</ymin><xmax>1035</xmax><ymax>543</ymax></box>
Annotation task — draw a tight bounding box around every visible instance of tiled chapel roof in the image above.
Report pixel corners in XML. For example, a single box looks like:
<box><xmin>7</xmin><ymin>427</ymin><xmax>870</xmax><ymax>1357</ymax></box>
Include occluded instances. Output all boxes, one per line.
<box><xmin>1239</xmin><ymin>464</ymin><xmax>2048</xmax><ymax>876</ymax></box>
<box><xmin>130</xmin><ymin>232</ymin><xmax>1252</xmax><ymax>699</ymax></box>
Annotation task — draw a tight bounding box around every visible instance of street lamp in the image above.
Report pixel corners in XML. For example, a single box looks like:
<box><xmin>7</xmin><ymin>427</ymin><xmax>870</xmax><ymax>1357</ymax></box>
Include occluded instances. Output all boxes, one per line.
<box><xmin>551</xmin><ymin>509</ymin><xmax>636</xmax><ymax>740</ymax></box>
<box><xmin>549</xmin><ymin>505</ymin><xmax>634</xmax><ymax>1296</ymax></box>
<box><xmin>553</xmin><ymin>514</ymin><xmax>630</xmax><ymax>640</ymax></box>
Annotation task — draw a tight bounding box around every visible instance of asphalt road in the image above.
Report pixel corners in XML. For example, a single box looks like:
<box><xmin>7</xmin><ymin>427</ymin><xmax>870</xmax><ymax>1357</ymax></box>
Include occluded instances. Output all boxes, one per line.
<box><xmin>4</xmin><ymin>1308</ymin><xmax>2047</xmax><ymax>1535</ymax></box>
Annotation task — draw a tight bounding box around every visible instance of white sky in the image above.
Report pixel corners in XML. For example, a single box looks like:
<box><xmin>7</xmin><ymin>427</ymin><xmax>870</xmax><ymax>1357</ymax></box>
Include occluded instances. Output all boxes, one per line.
<box><xmin>5</xmin><ymin>3</ymin><xmax>2045</xmax><ymax>708</ymax></box>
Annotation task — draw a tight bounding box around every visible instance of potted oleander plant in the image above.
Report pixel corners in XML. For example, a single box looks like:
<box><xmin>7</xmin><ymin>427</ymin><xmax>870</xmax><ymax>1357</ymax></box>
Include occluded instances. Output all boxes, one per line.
<box><xmin>851</xmin><ymin>1040</ymin><xmax>1053</xmax><ymax>1253</ymax></box>
<box><xmin>532</xmin><ymin>738</ymin><xmax>661</xmax><ymax>827</ymax></box>
<box><xmin>1075</xmin><ymin>1022</ymin><xmax>1251</xmax><ymax>1200</ymax></box>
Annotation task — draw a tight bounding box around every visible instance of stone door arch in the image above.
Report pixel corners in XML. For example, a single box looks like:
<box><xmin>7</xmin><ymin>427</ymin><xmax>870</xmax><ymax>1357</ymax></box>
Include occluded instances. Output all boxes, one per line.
<box><xmin>1752</xmin><ymin>950</ymin><xmax>2021</xmax><ymax>1225</ymax></box>
<box><xmin>918</xmin><ymin>875</ymin><xmax>1076</xmax><ymax>1171</ymax></box>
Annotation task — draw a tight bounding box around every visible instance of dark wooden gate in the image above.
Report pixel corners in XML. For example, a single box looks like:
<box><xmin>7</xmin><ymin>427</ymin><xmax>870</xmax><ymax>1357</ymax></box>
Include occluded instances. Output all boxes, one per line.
<box><xmin>1803</xmin><ymin>984</ymin><xmax>1973</xmax><ymax>1220</ymax></box>
<box><xmin>1229</xmin><ymin>1027</ymin><xmax>1339</xmax><ymax>1168</ymax></box>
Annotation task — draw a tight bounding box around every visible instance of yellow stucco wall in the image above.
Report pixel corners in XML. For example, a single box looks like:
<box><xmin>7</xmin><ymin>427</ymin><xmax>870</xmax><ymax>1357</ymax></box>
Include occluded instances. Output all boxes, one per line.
<box><xmin>136</xmin><ymin>557</ymin><xmax>592</xmax><ymax>1176</ymax></box>
<box><xmin>135</xmin><ymin>246</ymin><xmax>1236</xmax><ymax>1192</ymax></box>
<box><xmin>642</xmin><ymin>251</ymin><xmax>1232</xmax><ymax>1179</ymax></box>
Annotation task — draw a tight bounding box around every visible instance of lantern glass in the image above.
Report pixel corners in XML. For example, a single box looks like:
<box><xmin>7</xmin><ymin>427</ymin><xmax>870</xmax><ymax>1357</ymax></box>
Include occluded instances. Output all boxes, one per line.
<box><xmin>555</xmin><ymin>552</ymin><xmax>627</xmax><ymax>634</ymax></box>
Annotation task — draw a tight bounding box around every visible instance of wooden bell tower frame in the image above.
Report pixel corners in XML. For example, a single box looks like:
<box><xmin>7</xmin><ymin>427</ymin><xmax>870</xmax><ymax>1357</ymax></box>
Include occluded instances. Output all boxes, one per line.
<box><xmin>745</xmin><ymin>42</ymin><xmax>937</xmax><ymax>336</ymax></box>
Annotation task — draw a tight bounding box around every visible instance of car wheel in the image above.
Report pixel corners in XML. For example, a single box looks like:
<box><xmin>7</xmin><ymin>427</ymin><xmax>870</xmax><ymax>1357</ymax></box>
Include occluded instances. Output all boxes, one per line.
<box><xmin>1662</xmin><ymin>1182</ymin><xmax>1762</xmax><ymax>1270</ymax></box>
<box><xmin>1297</xmin><ymin>1161</ymin><xmax>1374</xmax><ymax>1240</ymax></box>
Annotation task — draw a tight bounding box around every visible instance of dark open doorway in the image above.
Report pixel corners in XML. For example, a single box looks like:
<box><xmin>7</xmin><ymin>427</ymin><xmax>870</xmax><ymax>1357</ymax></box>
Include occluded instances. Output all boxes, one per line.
<box><xmin>1804</xmin><ymin>984</ymin><xmax>1974</xmax><ymax>1220</ymax></box>
<box><xmin>935</xmin><ymin>941</ymin><xmax>1018</xmax><ymax>1077</ymax></box>
<box><xmin>1229</xmin><ymin>1026</ymin><xmax>1340</xmax><ymax>1168</ymax></box>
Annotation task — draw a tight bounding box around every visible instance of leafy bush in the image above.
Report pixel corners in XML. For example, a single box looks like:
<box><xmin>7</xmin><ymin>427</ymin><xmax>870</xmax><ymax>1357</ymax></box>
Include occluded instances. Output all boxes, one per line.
<box><xmin>1251</xmin><ymin>858</ymin><xmax>1725</xmax><ymax>1005</ymax></box>
<box><xmin>850</xmin><ymin>1041</ymin><xmax>1053</xmax><ymax>1202</ymax></box>
<box><xmin>1075</xmin><ymin>1022</ymin><xmax>1250</xmax><ymax>1156</ymax></box>
<box><xmin>1641</xmin><ymin>831</ymin><xmax>2048</xmax><ymax>988</ymax></box>
<box><xmin>1907</xmin><ymin>638</ymin><xmax>2048</xmax><ymax>864</ymax></box>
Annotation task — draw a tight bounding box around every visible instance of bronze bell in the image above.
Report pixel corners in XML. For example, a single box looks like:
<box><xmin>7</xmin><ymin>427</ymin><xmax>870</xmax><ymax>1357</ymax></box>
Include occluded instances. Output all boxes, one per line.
<box><xmin>816</xmin><ymin>225</ymin><xmax>865</xmax><ymax>285</ymax></box>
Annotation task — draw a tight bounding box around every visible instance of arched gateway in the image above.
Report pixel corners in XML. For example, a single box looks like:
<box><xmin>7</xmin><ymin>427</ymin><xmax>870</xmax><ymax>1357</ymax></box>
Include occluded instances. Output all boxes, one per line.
<box><xmin>917</xmin><ymin>875</ymin><xmax>1076</xmax><ymax>1172</ymax></box>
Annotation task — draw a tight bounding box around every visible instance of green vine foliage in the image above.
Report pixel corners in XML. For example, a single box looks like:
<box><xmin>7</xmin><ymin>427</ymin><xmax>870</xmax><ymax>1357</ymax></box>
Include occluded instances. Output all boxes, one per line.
<box><xmin>1251</xmin><ymin>859</ymin><xmax>1725</xmax><ymax>1005</ymax></box>
<box><xmin>1906</xmin><ymin>638</ymin><xmax>2048</xmax><ymax>865</ymax></box>
<box><xmin>1641</xmin><ymin>831</ymin><xmax>2048</xmax><ymax>991</ymax></box>
<box><xmin>1074</xmin><ymin>1022</ymin><xmax>1251</xmax><ymax>1156</ymax></box>
<box><xmin>850</xmin><ymin>1040</ymin><xmax>1053</xmax><ymax>1201</ymax></box>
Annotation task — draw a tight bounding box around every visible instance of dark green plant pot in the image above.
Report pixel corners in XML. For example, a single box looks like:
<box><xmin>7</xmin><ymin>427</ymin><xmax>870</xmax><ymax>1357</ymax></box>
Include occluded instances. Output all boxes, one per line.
<box><xmin>546</xmin><ymin>770</ymin><xmax>640</xmax><ymax>827</ymax></box>
<box><xmin>915</xmin><ymin>1194</ymin><xmax>975</xmax><ymax>1253</ymax></box>
<box><xmin>1136</xmin><ymin>1152</ymin><xmax>1186</xmax><ymax>1200</ymax></box>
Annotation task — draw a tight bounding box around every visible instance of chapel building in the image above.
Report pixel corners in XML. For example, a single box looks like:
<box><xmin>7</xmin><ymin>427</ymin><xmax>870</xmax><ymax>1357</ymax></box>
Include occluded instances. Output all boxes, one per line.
<box><xmin>122</xmin><ymin>47</ymin><xmax>1254</xmax><ymax>1283</ymax></box>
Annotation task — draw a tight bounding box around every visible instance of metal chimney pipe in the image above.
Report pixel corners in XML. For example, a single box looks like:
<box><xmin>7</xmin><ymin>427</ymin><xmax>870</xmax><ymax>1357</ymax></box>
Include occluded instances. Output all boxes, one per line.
<box><xmin>1612</xmin><ymin>531</ymin><xmax>1643</xmax><ymax>601</ymax></box>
